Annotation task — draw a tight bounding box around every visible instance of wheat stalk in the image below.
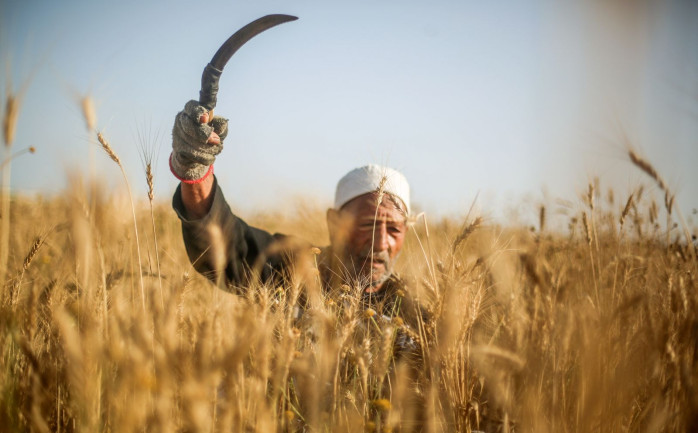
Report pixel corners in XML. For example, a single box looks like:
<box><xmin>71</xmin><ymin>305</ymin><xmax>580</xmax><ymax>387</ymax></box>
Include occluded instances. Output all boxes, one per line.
<box><xmin>452</xmin><ymin>216</ymin><xmax>483</xmax><ymax>253</ymax></box>
<box><xmin>627</xmin><ymin>148</ymin><xmax>696</xmax><ymax>260</ymax></box>
<box><xmin>81</xmin><ymin>95</ymin><xmax>96</xmax><ymax>132</ymax></box>
<box><xmin>0</xmin><ymin>145</ymin><xmax>36</xmax><ymax>288</ymax></box>
<box><xmin>1</xmin><ymin>88</ymin><xmax>23</xmax><ymax>288</ymax></box>
<box><xmin>137</xmin><ymin>123</ymin><xmax>163</xmax><ymax>308</ymax></box>
<box><xmin>97</xmin><ymin>132</ymin><xmax>121</xmax><ymax>165</ymax></box>
<box><xmin>628</xmin><ymin>149</ymin><xmax>668</xmax><ymax>192</ymax></box>
<box><xmin>581</xmin><ymin>212</ymin><xmax>591</xmax><ymax>246</ymax></box>
<box><xmin>3</xmin><ymin>94</ymin><xmax>20</xmax><ymax>147</ymax></box>
<box><xmin>97</xmin><ymin>131</ymin><xmax>146</xmax><ymax>311</ymax></box>
<box><xmin>12</xmin><ymin>230</ymin><xmax>50</xmax><ymax>306</ymax></box>
<box><xmin>581</xmin><ymin>210</ymin><xmax>601</xmax><ymax>306</ymax></box>
<box><xmin>21</xmin><ymin>237</ymin><xmax>43</xmax><ymax>272</ymax></box>
<box><xmin>1</xmin><ymin>65</ymin><xmax>33</xmax><ymax>287</ymax></box>
<box><xmin>368</xmin><ymin>175</ymin><xmax>389</xmax><ymax>284</ymax></box>
<box><xmin>79</xmin><ymin>93</ymin><xmax>99</xmax><ymax>214</ymax></box>
<box><xmin>145</xmin><ymin>163</ymin><xmax>154</xmax><ymax>202</ymax></box>
<box><xmin>0</xmin><ymin>145</ymin><xmax>35</xmax><ymax>171</ymax></box>
<box><xmin>619</xmin><ymin>193</ymin><xmax>634</xmax><ymax>228</ymax></box>
<box><xmin>587</xmin><ymin>182</ymin><xmax>595</xmax><ymax>211</ymax></box>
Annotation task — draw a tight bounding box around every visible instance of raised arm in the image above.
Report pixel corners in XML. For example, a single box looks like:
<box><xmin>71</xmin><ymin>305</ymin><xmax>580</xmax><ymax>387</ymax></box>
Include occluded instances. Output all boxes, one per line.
<box><xmin>170</xmin><ymin>101</ymin><xmax>289</xmax><ymax>290</ymax></box>
<box><xmin>173</xmin><ymin>14</ymin><xmax>297</xmax><ymax>219</ymax></box>
<box><xmin>170</xmin><ymin>104</ymin><xmax>224</xmax><ymax>219</ymax></box>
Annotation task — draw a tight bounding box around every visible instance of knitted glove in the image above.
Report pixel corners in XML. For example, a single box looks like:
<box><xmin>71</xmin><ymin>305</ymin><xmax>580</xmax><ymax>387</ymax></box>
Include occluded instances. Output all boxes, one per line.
<box><xmin>170</xmin><ymin>100</ymin><xmax>228</xmax><ymax>182</ymax></box>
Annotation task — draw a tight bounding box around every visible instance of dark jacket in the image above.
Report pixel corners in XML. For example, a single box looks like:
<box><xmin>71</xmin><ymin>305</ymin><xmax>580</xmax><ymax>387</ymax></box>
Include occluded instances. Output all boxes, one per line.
<box><xmin>172</xmin><ymin>177</ymin><xmax>290</xmax><ymax>290</ymax></box>
<box><xmin>172</xmin><ymin>176</ymin><xmax>424</xmax><ymax>352</ymax></box>
<box><xmin>172</xmin><ymin>177</ymin><xmax>403</xmax><ymax>299</ymax></box>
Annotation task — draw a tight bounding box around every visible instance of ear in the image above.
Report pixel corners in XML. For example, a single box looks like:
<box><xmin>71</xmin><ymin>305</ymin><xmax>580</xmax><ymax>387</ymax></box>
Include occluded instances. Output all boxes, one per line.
<box><xmin>326</xmin><ymin>208</ymin><xmax>340</xmax><ymax>245</ymax></box>
<box><xmin>327</xmin><ymin>208</ymin><xmax>353</xmax><ymax>251</ymax></box>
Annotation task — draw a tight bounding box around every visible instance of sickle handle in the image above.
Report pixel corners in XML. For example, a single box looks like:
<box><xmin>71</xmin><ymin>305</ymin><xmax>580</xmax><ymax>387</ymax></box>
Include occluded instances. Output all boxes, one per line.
<box><xmin>200</xmin><ymin>63</ymin><xmax>223</xmax><ymax>112</ymax></box>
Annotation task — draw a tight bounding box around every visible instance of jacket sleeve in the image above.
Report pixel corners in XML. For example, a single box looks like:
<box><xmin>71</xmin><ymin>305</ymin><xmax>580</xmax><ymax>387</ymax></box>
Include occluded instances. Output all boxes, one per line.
<box><xmin>172</xmin><ymin>176</ymin><xmax>287</xmax><ymax>293</ymax></box>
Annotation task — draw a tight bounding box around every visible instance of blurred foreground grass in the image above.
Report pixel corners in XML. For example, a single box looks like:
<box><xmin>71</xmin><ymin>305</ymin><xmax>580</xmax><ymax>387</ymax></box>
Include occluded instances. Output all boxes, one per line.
<box><xmin>1</xmin><ymin>178</ymin><xmax>696</xmax><ymax>432</ymax></box>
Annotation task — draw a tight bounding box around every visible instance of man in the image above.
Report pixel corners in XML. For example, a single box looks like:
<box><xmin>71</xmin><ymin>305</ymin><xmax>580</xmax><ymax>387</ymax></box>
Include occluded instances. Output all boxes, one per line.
<box><xmin>170</xmin><ymin>100</ymin><xmax>427</xmax><ymax>428</ymax></box>
<box><xmin>170</xmin><ymin>100</ymin><xmax>413</xmax><ymax>315</ymax></box>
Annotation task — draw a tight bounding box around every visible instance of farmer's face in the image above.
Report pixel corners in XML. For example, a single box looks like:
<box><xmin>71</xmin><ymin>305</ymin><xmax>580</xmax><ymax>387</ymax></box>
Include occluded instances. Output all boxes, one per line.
<box><xmin>327</xmin><ymin>192</ymin><xmax>408</xmax><ymax>292</ymax></box>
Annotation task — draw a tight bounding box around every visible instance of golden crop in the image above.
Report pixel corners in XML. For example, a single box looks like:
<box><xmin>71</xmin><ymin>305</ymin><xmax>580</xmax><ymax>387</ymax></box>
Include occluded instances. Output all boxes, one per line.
<box><xmin>1</xmin><ymin>96</ymin><xmax>696</xmax><ymax>432</ymax></box>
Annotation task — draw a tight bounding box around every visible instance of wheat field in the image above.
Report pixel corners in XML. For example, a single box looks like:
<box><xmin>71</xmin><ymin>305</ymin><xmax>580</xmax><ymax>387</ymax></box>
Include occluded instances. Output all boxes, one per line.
<box><xmin>1</xmin><ymin>101</ymin><xmax>697</xmax><ymax>432</ymax></box>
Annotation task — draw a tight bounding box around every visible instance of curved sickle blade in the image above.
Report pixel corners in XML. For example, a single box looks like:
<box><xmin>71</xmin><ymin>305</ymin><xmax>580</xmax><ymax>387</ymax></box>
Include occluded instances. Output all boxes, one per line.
<box><xmin>199</xmin><ymin>14</ymin><xmax>298</xmax><ymax>111</ymax></box>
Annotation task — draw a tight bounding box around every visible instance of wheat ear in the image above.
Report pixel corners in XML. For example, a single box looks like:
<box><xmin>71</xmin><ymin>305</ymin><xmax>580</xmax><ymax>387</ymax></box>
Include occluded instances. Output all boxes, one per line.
<box><xmin>628</xmin><ymin>148</ymin><xmax>695</xmax><ymax>260</ymax></box>
<box><xmin>452</xmin><ymin>216</ymin><xmax>483</xmax><ymax>253</ymax></box>
<box><xmin>12</xmin><ymin>230</ymin><xmax>49</xmax><ymax>306</ymax></box>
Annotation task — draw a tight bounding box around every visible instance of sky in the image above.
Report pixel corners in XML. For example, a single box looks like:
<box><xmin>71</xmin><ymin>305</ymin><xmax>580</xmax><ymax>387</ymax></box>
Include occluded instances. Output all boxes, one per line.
<box><xmin>2</xmin><ymin>0</ymin><xmax>697</xmax><ymax>228</ymax></box>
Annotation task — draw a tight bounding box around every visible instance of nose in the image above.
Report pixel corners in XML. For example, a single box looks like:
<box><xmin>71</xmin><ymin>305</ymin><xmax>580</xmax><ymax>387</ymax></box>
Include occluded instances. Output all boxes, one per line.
<box><xmin>372</xmin><ymin>221</ymin><xmax>390</xmax><ymax>252</ymax></box>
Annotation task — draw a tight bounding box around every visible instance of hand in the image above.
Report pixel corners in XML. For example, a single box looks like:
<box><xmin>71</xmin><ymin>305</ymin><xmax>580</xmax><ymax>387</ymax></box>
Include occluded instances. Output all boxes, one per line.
<box><xmin>197</xmin><ymin>110</ymin><xmax>228</xmax><ymax>145</ymax></box>
<box><xmin>170</xmin><ymin>100</ymin><xmax>229</xmax><ymax>181</ymax></box>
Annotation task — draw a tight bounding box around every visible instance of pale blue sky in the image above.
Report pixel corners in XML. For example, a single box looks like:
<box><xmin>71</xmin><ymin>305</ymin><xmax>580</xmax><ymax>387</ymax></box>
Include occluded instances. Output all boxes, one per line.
<box><xmin>2</xmin><ymin>0</ymin><xmax>697</xmax><ymax>227</ymax></box>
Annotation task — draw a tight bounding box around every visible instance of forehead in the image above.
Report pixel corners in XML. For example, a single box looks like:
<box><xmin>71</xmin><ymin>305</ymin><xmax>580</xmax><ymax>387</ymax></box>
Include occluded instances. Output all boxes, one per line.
<box><xmin>340</xmin><ymin>192</ymin><xmax>407</xmax><ymax>222</ymax></box>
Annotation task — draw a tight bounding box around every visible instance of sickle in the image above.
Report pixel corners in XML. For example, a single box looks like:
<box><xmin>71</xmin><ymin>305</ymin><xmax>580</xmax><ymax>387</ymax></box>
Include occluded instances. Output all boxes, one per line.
<box><xmin>199</xmin><ymin>14</ymin><xmax>298</xmax><ymax>112</ymax></box>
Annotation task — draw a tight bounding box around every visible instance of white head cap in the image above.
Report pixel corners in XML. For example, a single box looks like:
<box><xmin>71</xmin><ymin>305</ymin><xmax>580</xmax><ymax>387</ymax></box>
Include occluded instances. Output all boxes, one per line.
<box><xmin>334</xmin><ymin>164</ymin><xmax>410</xmax><ymax>214</ymax></box>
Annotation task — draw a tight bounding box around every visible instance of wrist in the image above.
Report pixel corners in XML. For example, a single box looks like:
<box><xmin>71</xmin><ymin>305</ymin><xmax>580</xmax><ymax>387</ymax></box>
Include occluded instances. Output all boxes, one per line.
<box><xmin>169</xmin><ymin>152</ymin><xmax>214</xmax><ymax>184</ymax></box>
<box><xmin>179</xmin><ymin>169</ymin><xmax>216</xmax><ymax>220</ymax></box>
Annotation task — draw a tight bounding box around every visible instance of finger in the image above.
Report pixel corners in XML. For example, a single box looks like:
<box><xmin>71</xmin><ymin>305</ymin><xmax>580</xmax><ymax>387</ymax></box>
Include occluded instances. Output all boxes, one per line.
<box><xmin>199</xmin><ymin>112</ymin><xmax>210</xmax><ymax>124</ymax></box>
<box><xmin>184</xmin><ymin>100</ymin><xmax>207</xmax><ymax>122</ymax></box>
<box><xmin>210</xmin><ymin>117</ymin><xmax>228</xmax><ymax>135</ymax></box>
<box><xmin>207</xmin><ymin>131</ymin><xmax>221</xmax><ymax>145</ymax></box>
<box><xmin>175</xmin><ymin>111</ymin><xmax>212</xmax><ymax>142</ymax></box>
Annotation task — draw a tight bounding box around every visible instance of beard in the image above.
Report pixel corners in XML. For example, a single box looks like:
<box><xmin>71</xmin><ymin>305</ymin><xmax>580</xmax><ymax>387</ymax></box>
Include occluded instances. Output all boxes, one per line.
<box><xmin>351</xmin><ymin>249</ymin><xmax>394</xmax><ymax>289</ymax></box>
